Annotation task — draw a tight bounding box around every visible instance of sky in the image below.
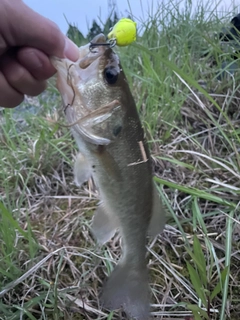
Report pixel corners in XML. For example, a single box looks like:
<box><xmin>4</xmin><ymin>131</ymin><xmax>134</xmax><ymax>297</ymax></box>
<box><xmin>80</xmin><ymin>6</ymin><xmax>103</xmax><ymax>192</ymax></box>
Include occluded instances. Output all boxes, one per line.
<box><xmin>23</xmin><ymin>0</ymin><xmax>240</xmax><ymax>36</ymax></box>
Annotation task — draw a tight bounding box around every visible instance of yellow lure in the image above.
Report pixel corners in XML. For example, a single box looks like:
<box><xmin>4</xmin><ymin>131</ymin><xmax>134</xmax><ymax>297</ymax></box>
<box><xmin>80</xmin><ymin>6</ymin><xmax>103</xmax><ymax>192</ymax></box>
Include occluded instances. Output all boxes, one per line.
<box><xmin>107</xmin><ymin>18</ymin><xmax>137</xmax><ymax>47</ymax></box>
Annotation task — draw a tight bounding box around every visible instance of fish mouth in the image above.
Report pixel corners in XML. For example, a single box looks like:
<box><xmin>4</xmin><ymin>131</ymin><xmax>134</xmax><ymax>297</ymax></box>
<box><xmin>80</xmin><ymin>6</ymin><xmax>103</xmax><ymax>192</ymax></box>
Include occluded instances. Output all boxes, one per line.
<box><xmin>51</xmin><ymin>33</ymin><xmax>118</xmax><ymax>111</ymax></box>
<box><xmin>79</xmin><ymin>34</ymin><xmax>109</xmax><ymax>69</ymax></box>
<box><xmin>51</xmin><ymin>33</ymin><xmax>110</xmax><ymax>80</ymax></box>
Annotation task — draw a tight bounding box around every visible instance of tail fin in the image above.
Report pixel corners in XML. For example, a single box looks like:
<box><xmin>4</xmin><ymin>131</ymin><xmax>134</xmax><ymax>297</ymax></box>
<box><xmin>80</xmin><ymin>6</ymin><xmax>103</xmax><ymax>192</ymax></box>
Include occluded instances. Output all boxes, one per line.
<box><xmin>101</xmin><ymin>262</ymin><xmax>150</xmax><ymax>320</ymax></box>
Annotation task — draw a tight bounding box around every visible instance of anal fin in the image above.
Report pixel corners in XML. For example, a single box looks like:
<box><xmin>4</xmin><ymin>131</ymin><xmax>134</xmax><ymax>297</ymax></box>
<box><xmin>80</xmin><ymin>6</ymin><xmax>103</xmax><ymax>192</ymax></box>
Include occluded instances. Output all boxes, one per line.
<box><xmin>91</xmin><ymin>203</ymin><xmax>118</xmax><ymax>245</ymax></box>
<box><xmin>73</xmin><ymin>153</ymin><xmax>92</xmax><ymax>187</ymax></box>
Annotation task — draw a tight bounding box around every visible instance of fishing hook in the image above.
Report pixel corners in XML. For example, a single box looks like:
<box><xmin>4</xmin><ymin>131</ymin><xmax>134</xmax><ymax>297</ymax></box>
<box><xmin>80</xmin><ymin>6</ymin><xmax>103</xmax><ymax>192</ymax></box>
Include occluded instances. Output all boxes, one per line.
<box><xmin>89</xmin><ymin>38</ymin><xmax>116</xmax><ymax>53</ymax></box>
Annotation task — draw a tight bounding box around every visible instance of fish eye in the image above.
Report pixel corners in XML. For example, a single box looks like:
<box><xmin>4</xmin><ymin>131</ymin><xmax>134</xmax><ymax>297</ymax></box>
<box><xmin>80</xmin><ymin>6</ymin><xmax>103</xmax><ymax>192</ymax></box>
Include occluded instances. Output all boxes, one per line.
<box><xmin>104</xmin><ymin>67</ymin><xmax>118</xmax><ymax>85</ymax></box>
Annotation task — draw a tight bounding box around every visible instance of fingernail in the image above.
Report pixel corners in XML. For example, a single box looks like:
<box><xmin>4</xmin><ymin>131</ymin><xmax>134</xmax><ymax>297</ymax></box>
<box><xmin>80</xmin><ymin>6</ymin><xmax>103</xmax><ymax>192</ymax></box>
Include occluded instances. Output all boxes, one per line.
<box><xmin>64</xmin><ymin>37</ymin><xmax>79</xmax><ymax>61</ymax></box>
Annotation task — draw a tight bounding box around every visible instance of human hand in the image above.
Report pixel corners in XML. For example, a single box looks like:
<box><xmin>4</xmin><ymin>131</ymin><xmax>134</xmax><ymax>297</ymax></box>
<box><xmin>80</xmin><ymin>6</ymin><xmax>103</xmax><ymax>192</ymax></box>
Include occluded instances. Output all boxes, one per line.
<box><xmin>0</xmin><ymin>0</ymin><xmax>79</xmax><ymax>108</ymax></box>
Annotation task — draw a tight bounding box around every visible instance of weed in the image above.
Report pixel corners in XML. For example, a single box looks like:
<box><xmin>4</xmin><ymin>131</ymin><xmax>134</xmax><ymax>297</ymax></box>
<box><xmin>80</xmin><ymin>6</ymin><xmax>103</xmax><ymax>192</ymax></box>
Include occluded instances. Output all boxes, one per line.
<box><xmin>0</xmin><ymin>0</ymin><xmax>240</xmax><ymax>319</ymax></box>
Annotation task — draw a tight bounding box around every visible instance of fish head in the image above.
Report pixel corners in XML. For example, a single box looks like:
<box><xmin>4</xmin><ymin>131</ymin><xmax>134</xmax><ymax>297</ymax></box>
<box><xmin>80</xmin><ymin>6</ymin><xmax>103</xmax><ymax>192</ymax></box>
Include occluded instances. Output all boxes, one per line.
<box><xmin>51</xmin><ymin>34</ymin><xmax>131</xmax><ymax>119</ymax></box>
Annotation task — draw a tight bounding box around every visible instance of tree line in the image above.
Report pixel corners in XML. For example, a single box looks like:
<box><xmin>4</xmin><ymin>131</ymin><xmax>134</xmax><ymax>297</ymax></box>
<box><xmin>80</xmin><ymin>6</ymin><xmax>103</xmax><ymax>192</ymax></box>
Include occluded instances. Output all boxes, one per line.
<box><xmin>66</xmin><ymin>12</ymin><xmax>119</xmax><ymax>46</ymax></box>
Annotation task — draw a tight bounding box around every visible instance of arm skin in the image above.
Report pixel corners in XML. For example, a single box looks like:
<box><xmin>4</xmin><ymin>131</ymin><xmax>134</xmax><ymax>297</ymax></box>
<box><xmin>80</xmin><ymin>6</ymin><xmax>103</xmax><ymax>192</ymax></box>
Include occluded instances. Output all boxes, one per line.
<box><xmin>0</xmin><ymin>0</ymin><xmax>79</xmax><ymax>108</ymax></box>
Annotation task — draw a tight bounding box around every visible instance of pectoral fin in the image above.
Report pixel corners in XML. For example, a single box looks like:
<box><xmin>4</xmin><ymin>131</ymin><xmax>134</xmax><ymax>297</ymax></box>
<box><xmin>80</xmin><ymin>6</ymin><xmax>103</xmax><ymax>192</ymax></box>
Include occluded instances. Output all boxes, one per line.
<box><xmin>147</xmin><ymin>184</ymin><xmax>166</xmax><ymax>237</ymax></box>
<box><xmin>73</xmin><ymin>153</ymin><xmax>92</xmax><ymax>186</ymax></box>
<box><xmin>91</xmin><ymin>203</ymin><xmax>118</xmax><ymax>244</ymax></box>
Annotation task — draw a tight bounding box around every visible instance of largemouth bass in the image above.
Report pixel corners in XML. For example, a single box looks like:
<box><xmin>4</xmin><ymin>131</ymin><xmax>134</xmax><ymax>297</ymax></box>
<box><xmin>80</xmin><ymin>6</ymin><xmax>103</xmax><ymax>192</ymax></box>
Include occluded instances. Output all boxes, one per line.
<box><xmin>51</xmin><ymin>34</ymin><xmax>166</xmax><ymax>320</ymax></box>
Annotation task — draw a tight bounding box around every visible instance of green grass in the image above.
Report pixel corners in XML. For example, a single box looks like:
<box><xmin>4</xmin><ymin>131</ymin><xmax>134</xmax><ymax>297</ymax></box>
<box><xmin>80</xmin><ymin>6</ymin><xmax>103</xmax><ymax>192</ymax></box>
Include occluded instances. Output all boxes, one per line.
<box><xmin>1</xmin><ymin>0</ymin><xmax>240</xmax><ymax>319</ymax></box>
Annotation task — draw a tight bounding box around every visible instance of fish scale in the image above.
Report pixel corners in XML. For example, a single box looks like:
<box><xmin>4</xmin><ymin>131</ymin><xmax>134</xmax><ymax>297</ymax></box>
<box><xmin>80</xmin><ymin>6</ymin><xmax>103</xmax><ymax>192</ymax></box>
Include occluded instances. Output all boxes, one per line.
<box><xmin>51</xmin><ymin>33</ymin><xmax>166</xmax><ymax>320</ymax></box>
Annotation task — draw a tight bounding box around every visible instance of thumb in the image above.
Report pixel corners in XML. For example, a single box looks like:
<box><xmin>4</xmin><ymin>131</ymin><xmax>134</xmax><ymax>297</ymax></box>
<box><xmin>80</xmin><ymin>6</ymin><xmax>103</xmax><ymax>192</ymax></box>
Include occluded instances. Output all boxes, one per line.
<box><xmin>2</xmin><ymin>0</ymin><xmax>79</xmax><ymax>61</ymax></box>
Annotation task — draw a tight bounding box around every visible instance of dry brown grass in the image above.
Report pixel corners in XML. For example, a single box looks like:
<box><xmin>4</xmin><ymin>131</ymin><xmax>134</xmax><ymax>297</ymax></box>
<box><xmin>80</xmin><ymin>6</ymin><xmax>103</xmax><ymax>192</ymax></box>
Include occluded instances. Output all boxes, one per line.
<box><xmin>1</xmin><ymin>9</ymin><xmax>240</xmax><ymax>317</ymax></box>
<box><xmin>0</xmin><ymin>75</ymin><xmax>240</xmax><ymax>320</ymax></box>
